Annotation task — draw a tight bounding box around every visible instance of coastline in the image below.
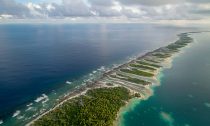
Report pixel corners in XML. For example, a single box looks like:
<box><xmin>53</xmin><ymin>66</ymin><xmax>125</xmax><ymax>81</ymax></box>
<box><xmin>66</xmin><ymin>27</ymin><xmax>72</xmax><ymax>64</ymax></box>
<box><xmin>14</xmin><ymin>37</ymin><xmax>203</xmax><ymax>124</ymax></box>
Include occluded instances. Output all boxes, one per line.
<box><xmin>115</xmin><ymin>58</ymin><xmax>173</xmax><ymax>126</ymax></box>
<box><xmin>27</xmin><ymin>32</ymin><xmax>194</xmax><ymax>126</ymax></box>
<box><xmin>115</xmin><ymin>33</ymin><xmax>195</xmax><ymax>126</ymax></box>
<box><xmin>26</xmin><ymin>82</ymin><xmax>111</xmax><ymax>126</ymax></box>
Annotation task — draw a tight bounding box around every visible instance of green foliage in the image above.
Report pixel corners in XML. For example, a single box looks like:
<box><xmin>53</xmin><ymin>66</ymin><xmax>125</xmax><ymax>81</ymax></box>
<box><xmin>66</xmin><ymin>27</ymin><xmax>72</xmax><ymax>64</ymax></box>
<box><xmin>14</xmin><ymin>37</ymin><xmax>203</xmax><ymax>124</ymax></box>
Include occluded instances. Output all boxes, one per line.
<box><xmin>134</xmin><ymin>93</ymin><xmax>141</xmax><ymax>98</ymax></box>
<box><xmin>122</xmin><ymin>77</ymin><xmax>149</xmax><ymax>85</ymax></box>
<box><xmin>152</xmin><ymin>53</ymin><xmax>171</xmax><ymax>58</ymax></box>
<box><xmin>33</xmin><ymin>87</ymin><xmax>130</xmax><ymax>126</ymax></box>
<box><xmin>130</xmin><ymin>64</ymin><xmax>156</xmax><ymax>71</ymax></box>
<box><xmin>166</xmin><ymin>44</ymin><xmax>182</xmax><ymax>51</ymax></box>
<box><xmin>136</xmin><ymin>61</ymin><xmax>161</xmax><ymax>68</ymax></box>
<box><xmin>110</xmin><ymin>73</ymin><xmax>150</xmax><ymax>85</ymax></box>
<box><xmin>166</xmin><ymin>36</ymin><xmax>192</xmax><ymax>51</ymax></box>
<box><xmin>144</xmin><ymin>59</ymin><xmax>160</xmax><ymax>64</ymax></box>
<box><xmin>120</xmin><ymin>68</ymin><xmax>154</xmax><ymax>77</ymax></box>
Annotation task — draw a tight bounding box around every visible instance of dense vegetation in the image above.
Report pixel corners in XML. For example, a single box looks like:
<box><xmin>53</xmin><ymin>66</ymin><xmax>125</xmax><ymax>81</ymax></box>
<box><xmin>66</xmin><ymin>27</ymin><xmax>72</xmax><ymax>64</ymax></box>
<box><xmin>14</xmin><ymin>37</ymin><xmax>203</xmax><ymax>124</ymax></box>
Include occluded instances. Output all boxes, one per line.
<box><xmin>110</xmin><ymin>73</ymin><xmax>150</xmax><ymax>85</ymax></box>
<box><xmin>152</xmin><ymin>53</ymin><xmax>171</xmax><ymax>58</ymax></box>
<box><xmin>33</xmin><ymin>87</ymin><xmax>131</xmax><ymax>126</ymax></box>
<box><xmin>130</xmin><ymin>64</ymin><xmax>156</xmax><ymax>71</ymax></box>
<box><xmin>166</xmin><ymin>44</ymin><xmax>184</xmax><ymax>51</ymax></box>
<box><xmin>144</xmin><ymin>59</ymin><xmax>160</xmax><ymax>64</ymax></box>
<box><xmin>136</xmin><ymin>61</ymin><xmax>161</xmax><ymax>68</ymax></box>
<box><xmin>120</xmin><ymin>68</ymin><xmax>154</xmax><ymax>77</ymax></box>
<box><xmin>166</xmin><ymin>35</ymin><xmax>192</xmax><ymax>51</ymax></box>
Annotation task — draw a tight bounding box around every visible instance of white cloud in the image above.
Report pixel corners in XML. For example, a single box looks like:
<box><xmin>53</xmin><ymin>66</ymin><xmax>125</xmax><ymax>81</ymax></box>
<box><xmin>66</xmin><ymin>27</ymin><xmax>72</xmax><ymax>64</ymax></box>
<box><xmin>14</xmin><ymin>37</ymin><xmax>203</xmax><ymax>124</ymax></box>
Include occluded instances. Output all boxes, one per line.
<box><xmin>111</xmin><ymin>1</ymin><xmax>122</xmax><ymax>12</ymax></box>
<box><xmin>0</xmin><ymin>0</ymin><xmax>209</xmax><ymax>23</ymax></box>
<box><xmin>46</xmin><ymin>4</ymin><xmax>55</xmax><ymax>11</ymax></box>
<box><xmin>0</xmin><ymin>0</ymin><xmax>30</xmax><ymax>18</ymax></box>
<box><xmin>27</xmin><ymin>3</ymin><xmax>45</xmax><ymax>18</ymax></box>
<box><xmin>0</xmin><ymin>14</ymin><xmax>13</xmax><ymax>19</ymax></box>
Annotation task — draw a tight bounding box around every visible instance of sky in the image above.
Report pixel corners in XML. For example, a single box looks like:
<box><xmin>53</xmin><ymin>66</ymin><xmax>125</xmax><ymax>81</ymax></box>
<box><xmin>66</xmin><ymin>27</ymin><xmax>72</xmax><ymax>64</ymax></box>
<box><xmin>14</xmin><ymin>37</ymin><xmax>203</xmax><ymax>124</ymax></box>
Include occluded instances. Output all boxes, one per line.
<box><xmin>0</xmin><ymin>0</ymin><xmax>210</xmax><ymax>24</ymax></box>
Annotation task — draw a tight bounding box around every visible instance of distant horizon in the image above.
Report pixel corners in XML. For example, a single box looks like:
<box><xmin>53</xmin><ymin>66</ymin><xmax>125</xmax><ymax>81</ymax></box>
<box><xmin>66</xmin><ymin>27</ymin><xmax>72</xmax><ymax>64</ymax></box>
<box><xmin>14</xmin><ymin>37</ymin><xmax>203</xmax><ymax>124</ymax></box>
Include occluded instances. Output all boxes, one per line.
<box><xmin>1</xmin><ymin>0</ymin><xmax>210</xmax><ymax>25</ymax></box>
<box><xmin>1</xmin><ymin>19</ymin><xmax>210</xmax><ymax>29</ymax></box>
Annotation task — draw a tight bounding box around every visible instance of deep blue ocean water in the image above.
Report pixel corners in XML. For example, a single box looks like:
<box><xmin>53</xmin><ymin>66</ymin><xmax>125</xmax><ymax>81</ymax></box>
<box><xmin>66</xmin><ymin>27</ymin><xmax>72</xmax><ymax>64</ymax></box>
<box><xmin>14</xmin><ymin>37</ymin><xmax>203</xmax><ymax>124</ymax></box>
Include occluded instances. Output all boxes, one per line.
<box><xmin>0</xmin><ymin>24</ymin><xmax>196</xmax><ymax>125</ymax></box>
<box><xmin>120</xmin><ymin>32</ymin><xmax>210</xmax><ymax>126</ymax></box>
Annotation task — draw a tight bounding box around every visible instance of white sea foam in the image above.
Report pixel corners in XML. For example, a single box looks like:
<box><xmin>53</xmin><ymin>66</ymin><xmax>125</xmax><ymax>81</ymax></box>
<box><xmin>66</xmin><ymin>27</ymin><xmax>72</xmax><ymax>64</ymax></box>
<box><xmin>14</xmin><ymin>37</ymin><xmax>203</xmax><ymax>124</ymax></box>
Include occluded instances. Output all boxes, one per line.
<box><xmin>17</xmin><ymin>115</ymin><xmax>24</xmax><ymax>120</ymax></box>
<box><xmin>66</xmin><ymin>81</ymin><xmax>72</xmax><ymax>85</ymax></box>
<box><xmin>92</xmin><ymin>70</ymin><xmax>97</xmax><ymax>74</ymax></box>
<box><xmin>32</xmin><ymin>113</ymin><xmax>39</xmax><ymax>118</ymax></box>
<box><xmin>84</xmin><ymin>79</ymin><xmax>91</xmax><ymax>83</ymax></box>
<box><xmin>26</xmin><ymin>103</ymin><xmax>33</xmax><ymax>107</ymax></box>
<box><xmin>42</xmin><ymin>98</ymin><xmax>49</xmax><ymax>104</ymax></box>
<box><xmin>98</xmin><ymin>66</ymin><xmax>105</xmax><ymax>71</ymax></box>
<box><xmin>0</xmin><ymin>120</ymin><xmax>3</xmax><ymax>125</ymax></box>
<box><xmin>25</xmin><ymin>107</ymin><xmax>33</xmax><ymax>111</ymax></box>
<box><xmin>40</xmin><ymin>109</ymin><xmax>46</xmax><ymax>113</ymax></box>
<box><xmin>75</xmin><ymin>86</ymin><xmax>80</xmax><ymax>89</ymax></box>
<box><xmin>113</xmin><ymin>64</ymin><xmax>119</xmax><ymax>68</ymax></box>
<box><xmin>12</xmin><ymin>110</ymin><xmax>21</xmax><ymax>117</ymax></box>
<box><xmin>35</xmin><ymin>94</ymin><xmax>48</xmax><ymax>103</ymax></box>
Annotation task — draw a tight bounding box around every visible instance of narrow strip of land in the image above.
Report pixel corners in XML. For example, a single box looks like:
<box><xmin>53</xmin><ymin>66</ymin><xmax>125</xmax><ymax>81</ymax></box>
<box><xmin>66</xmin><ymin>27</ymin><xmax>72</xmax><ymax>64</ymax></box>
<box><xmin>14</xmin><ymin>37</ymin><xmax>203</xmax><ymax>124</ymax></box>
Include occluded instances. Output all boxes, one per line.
<box><xmin>29</xmin><ymin>33</ymin><xmax>193</xmax><ymax>126</ymax></box>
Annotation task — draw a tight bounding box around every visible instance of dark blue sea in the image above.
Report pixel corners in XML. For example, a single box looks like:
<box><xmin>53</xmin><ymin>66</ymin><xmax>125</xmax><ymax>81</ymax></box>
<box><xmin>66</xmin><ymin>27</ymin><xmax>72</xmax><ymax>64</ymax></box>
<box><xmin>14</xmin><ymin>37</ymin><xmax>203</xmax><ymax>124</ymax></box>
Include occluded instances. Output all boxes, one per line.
<box><xmin>120</xmin><ymin>32</ymin><xmax>210</xmax><ymax>126</ymax></box>
<box><xmin>0</xmin><ymin>24</ymin><xmax>196</xmax><ymax>125</ymax></box>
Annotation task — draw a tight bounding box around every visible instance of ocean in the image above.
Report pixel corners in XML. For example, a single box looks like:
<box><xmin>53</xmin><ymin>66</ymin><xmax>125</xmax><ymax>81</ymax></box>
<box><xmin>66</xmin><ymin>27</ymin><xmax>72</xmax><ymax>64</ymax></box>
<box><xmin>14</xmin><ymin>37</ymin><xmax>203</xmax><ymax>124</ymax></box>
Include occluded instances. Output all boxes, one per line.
<box><xmin>119</xmin><ymin>32</ymin><xmax>210</xmax><ymax>126</ymax></box>
<box><xmin>0</xmin><ymin>23</ymin><xmax>197</xmax><ymax>125</ymax></box>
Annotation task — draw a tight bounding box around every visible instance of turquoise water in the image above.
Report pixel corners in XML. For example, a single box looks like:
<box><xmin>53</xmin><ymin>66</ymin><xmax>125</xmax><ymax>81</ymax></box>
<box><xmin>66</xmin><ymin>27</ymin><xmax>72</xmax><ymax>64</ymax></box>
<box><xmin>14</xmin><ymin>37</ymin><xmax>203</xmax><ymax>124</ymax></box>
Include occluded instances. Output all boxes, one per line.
<box><xmin>120</xmin><ymin>32</ymin><xmax>210</xmax><ymax>126</ymax></box>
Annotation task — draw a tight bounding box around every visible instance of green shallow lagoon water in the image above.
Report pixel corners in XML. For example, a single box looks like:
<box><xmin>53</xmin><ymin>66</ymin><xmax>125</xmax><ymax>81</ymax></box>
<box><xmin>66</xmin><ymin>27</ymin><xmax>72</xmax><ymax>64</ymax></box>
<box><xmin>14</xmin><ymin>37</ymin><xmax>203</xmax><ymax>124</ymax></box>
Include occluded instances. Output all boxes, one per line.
<box><xmin>120</xmin><ymin>32</ymin><xmax>210</xmax><ymax>126</ymax></box>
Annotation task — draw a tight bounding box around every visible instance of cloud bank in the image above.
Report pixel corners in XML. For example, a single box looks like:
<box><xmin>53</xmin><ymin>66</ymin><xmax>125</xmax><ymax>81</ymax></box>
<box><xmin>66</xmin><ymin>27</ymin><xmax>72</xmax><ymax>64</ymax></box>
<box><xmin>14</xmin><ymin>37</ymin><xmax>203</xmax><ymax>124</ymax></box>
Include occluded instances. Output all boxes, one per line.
<box><xmin>0</xmin><ymin>0</ymin><xmax>210</xmax><ymax>23</ymax></box>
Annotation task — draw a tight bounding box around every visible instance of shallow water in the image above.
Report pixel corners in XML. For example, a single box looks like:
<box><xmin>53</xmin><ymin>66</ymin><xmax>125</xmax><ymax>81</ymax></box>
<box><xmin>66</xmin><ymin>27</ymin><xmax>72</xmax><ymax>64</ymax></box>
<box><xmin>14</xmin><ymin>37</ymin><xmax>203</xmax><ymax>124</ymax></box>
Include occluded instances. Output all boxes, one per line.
<box><xmin>120</xmin><ymin>32</ymin><xmax>210</xmax><ymax>126</ymax></box>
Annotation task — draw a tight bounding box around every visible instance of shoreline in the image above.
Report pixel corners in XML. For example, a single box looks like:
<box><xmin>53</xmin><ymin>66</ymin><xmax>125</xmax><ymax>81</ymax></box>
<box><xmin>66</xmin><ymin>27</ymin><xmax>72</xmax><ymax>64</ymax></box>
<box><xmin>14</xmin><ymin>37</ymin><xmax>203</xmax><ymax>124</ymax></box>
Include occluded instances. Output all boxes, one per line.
<box><xmin>26</xmin><ymin>82</ymin><xmax>111</xmax><ymax>126</ymax></box>
<box><xmin>27</xmin><ymin>32</ymin><xmax>194</xmax><ymax>126</ymax></box>
<box><xmin>115</xmin><ymin>51</ymin><xmax>182</xmax><ymax>126</ymax></box>
<box><xmin>115</xmin><ymin>32</ymin><xmax>196</xmax><ymax>126</ymax></box>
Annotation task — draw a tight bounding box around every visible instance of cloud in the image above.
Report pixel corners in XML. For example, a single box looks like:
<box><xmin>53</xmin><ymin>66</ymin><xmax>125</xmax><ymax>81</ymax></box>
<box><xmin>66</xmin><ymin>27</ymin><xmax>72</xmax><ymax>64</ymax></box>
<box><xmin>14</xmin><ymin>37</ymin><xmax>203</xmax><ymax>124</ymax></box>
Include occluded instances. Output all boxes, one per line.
<box><xmin>193</xmin><ymin>9</ymin><xmax>210</xmax><ymax>15</ymax></box>
<box><xmin>27</xmin><ymin>3</ymin><xmax>44</xmax><ymax>18</ymax></box>
<box><xmin>189</xmin><ymin>4</ymin><xmax>210</xmax><ymax>16</ymax></box>
<box><xmin>58</xmin><ymin>0</ymin><xmax>92</xmax><ymax>17</ymax></box>
<box><xmin>0</xmin><ymin>14</ymin><xmax>13</xmax><ymax>19</ymax></box>
<box><xmin>187</xmin><ymin>0</ymin><xmax>210</xmax><ymax>4</ymax></box>
<box><xmin>0</xmin><ymin>0</ymin><xmax>209</xmax><ymax>23</ymax></box>
<box><xmin>88</xmin><ymin>0</ymin><xmax>114</xmax><ymax>6</ymax></box>
<box><xmin>117</xmin><ymin>0</ymin><xmax>210</xmax><ymax>6</ymax></box>
<box><xmin>118</xmin><ymin>0</ymin><xmax>183</xmax><ymax>6</ymax></box>
<box><xmin>0</xmin><ymin>0</ymin><xmax>30</xmax><ymax>18</ymax></box>
<box><xmin>143</xmin><ymin>4</ymin><xmax>200</xmax><ymax>20</ymax></box>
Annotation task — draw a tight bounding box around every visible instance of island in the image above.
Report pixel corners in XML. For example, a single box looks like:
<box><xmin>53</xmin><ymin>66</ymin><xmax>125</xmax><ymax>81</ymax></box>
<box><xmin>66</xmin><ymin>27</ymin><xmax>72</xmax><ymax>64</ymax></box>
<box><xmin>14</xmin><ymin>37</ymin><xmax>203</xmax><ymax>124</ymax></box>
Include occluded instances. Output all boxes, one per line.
<box><xmin>29</xmin><ymin>33</ymin><xmax>193</xmax><ymax>126</ymax></box>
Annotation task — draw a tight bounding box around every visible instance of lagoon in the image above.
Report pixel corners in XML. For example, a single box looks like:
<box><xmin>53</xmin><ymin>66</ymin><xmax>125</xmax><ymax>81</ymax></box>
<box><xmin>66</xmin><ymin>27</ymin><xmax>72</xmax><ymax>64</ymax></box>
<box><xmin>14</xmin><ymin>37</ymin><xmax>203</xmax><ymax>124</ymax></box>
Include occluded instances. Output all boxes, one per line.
<box><xmin>120</xmin><ymin>32</ymin><xmax>210</xmax><ymax>126</ymax></box>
